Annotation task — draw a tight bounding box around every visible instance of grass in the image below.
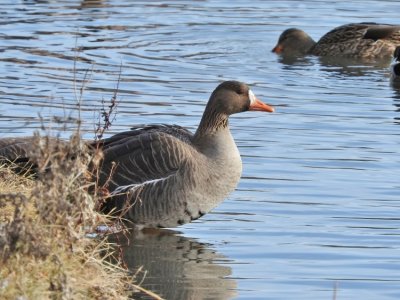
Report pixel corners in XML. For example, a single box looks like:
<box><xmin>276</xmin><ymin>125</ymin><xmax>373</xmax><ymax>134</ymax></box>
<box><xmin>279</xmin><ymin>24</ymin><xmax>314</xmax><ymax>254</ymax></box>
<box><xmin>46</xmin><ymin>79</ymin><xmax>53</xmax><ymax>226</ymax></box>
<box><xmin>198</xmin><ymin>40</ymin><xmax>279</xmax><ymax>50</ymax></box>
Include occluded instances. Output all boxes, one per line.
<box><xmin>0</xmin><ymin>132</ymin><xmax>137</xmax><ymax>299</ymax></box>
<box><xmin>0</xmin><ymin>163</ymin><xmax>34</xmax><ymax>224</ymax></box>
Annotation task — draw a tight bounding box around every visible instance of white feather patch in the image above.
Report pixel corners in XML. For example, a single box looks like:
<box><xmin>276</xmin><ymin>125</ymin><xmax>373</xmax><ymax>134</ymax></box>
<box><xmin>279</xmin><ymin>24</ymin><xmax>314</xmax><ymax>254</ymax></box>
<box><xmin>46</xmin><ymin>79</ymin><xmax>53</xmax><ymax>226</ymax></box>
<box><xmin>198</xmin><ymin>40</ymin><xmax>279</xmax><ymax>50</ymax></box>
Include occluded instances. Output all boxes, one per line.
<box><xmin>248</xmin><ymin>89</ymin><xmax>257</xmax><ymax>105</ymax></box>
<box><xmin>110</xmin><ymin>174</ymin><xmax>174</xmax><ymax>196</ymax></box>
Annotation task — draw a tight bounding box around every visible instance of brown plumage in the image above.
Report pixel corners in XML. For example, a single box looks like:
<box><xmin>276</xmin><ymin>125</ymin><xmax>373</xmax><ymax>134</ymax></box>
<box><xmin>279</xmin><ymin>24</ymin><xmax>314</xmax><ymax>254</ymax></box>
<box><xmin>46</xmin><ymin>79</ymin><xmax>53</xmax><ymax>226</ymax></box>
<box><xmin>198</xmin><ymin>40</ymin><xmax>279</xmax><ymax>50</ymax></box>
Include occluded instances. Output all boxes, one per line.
<box><xmin>272</xmin><ymin>23</ymin><xmax>400</xmax><ymax>59</ymax></box>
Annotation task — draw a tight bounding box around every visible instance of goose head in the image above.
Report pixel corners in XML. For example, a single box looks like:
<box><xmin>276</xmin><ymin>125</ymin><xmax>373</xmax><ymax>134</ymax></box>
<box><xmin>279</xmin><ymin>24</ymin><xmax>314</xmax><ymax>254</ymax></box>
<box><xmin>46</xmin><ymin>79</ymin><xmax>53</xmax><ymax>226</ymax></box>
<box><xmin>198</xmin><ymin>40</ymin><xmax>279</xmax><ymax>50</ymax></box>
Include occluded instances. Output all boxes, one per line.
<box><xmin>208</xmin><ymin>80</ymin><xmax>273</xmax><ymax>114</ymax></box>
<box><xmin>195</xmin><ymin>81</ymin><xmax>274</xmax><ymax>136</ymax></box>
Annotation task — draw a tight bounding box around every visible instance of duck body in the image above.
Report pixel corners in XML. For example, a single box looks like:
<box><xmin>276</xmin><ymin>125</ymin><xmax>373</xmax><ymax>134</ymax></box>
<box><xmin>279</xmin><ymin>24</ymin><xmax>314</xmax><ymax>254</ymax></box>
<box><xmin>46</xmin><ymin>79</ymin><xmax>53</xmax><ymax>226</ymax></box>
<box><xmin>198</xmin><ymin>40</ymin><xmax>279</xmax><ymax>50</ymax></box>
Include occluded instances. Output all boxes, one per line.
<box><xmin>273</xmin><ymin>22</ymin><xmax>400</xmax><ymax>59</ymax></box>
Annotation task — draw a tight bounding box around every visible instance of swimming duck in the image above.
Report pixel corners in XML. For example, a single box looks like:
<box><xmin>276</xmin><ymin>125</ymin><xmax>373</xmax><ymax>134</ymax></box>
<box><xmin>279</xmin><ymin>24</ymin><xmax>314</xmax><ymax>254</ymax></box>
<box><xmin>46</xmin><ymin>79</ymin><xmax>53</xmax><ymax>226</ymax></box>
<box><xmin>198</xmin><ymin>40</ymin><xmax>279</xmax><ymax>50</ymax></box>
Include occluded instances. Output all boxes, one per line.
<box><xmin>272</xmin><ymin>23</ymin><xmax>400</xmax><ymax>59</ymax></box>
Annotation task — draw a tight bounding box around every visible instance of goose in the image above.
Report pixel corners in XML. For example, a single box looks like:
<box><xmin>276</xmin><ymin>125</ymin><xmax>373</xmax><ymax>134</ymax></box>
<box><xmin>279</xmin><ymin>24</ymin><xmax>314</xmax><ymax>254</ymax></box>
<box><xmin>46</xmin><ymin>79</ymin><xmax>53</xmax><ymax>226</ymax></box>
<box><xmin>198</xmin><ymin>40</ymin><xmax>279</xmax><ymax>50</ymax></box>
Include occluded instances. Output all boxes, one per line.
<box><xmin>95</xmin><ymin>81</ymin><xmax>274</xmax><ymax>228</ymax></box>
<box><xmin>0</xmin><ymin>81</ymin><xmax>275</xmax><ymax>229</ymax></box>
<box><xmin>391</xmin><ymin>46</ymin><xmax>400</xmax><ymax>81</ymax></box>
<box><xmin>272</xmin><ymin>23</ymin><xmax>400</xmax><ymax>59</ymax></box>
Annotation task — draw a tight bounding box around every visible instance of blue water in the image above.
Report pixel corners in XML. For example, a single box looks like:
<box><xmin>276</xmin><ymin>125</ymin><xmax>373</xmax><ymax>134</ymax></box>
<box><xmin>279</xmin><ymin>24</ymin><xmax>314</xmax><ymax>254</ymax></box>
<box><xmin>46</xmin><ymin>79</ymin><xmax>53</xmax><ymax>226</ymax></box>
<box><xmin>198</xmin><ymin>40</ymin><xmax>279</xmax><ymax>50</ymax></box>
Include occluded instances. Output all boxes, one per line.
<box><xmin>1</xmin><ymin>1</ymin><xmax>400</xmax><ymax>299</ymax></box>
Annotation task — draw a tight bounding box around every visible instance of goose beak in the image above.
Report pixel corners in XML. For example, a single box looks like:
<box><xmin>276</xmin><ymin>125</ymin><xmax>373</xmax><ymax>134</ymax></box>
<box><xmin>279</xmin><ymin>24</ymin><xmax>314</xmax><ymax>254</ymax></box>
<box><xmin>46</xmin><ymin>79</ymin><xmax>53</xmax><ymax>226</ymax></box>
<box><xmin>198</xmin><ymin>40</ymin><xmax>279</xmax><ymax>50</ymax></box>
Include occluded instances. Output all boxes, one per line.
<box><xmin>249</xmin><ymin>98</ymin><xmax>275</xmax><ymax>113</ymax></box>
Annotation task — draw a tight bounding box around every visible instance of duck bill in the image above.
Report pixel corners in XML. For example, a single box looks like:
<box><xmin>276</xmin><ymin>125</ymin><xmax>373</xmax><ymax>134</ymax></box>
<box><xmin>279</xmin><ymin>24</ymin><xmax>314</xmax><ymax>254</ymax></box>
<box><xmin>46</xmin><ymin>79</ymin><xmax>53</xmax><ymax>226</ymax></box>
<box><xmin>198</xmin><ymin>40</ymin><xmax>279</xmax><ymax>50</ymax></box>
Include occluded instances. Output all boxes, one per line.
<box><xmin>272</xmin><ymin>44</ymin><xmax>283</xmax><ymax>53</ymax></box>
<box><xmin>249</xmin><ymin>98</ymin><xmax>275</xmax><ymax>113</ymax></box>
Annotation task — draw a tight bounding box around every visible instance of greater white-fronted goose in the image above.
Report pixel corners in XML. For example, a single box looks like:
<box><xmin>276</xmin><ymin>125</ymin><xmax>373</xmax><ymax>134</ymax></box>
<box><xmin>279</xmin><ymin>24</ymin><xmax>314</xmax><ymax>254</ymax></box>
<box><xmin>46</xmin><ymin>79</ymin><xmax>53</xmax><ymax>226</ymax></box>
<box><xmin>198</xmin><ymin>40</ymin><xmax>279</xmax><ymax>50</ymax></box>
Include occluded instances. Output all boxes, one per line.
<box><xmin>0</xmin><ymin>81</ymin><xmax>274</xmax><ymax>229</ymax></box>
<box><xmin>95</xmin><ymin>81</ymin><xmax>274</xmax><ymax>228</ymax></box>
<box><xmin>272</xmin><ymin>23</ymin><xmax>400</xmax><ymax>59</ymax></box>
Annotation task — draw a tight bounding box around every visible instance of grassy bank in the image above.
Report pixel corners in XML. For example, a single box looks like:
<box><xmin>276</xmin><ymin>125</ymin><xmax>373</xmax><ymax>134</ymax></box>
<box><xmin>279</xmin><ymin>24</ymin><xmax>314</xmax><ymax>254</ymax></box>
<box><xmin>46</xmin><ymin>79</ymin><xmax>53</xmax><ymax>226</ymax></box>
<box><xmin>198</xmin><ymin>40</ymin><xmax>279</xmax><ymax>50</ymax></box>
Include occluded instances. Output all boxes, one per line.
<box><xmin>0</xmin><ymin>133</ymin><xmax>134</xmax><ymax>299</ymax></box>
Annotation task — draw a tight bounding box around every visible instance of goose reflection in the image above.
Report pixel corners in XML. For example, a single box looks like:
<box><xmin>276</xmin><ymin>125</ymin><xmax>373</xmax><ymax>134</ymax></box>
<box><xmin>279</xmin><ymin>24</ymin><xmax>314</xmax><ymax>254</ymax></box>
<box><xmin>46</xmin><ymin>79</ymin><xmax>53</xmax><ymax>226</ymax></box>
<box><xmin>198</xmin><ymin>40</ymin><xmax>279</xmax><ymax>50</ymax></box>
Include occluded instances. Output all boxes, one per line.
<box><xmin>109</xmin><ymin>229</ymin><xmax>237</xmax><ymax>300</ymax></box>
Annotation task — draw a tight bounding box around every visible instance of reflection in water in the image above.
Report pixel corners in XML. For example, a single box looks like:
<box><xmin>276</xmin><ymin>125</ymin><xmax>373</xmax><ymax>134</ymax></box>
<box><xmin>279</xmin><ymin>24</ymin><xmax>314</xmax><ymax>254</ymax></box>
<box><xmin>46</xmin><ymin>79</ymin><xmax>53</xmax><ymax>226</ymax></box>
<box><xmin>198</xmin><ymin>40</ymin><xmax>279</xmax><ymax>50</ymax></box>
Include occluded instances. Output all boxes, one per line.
<box><xmin>110</xmin><ymin>229</ymin><xmax>237</xmax><ymax>300</ymax></box>
<box><xmin>277</xmin><ymin>53</ymin><xmax>391</xmax><ymax>77</ymax></box>
<box><xmin>391</xmin><ymin>80</ymin><xmax>400</xmax><ymax>93</ymax></box>
<box><xmin>391</xmin><ymin>80</ymin><xmax>400</xmax><ymax>124</ymax></box>
<box><xmin>80</xmin><ymin>0</ymin><xmax>107</xmax><ymax>9</ymax></box>
<box><xmin>390</xmin><ymin>48</ymin><xmax>400</xmax><ymax>124</ymax></box>
<box><xmin>317</xmin><ymin>56</ymin><xmax>391</xmax><ymax>77</ymax></box>
<box><xmin>277</xmin><ymin>54</ymin><xmax>315</xmax><ymax>68</ymax></box>
<box><xmin>24</xmin><ymin>0</ymin><xmax>106</xmax><ymax>7</ymax></box>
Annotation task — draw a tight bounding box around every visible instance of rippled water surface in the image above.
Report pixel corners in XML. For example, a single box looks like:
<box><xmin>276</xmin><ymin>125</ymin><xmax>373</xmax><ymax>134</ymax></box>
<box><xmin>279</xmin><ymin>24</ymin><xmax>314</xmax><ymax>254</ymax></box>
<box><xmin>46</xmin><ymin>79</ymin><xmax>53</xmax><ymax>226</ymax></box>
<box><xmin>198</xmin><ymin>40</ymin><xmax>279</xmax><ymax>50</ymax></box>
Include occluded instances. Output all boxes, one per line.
<box><xmin>2</xmin><ymin>1</ymin><xmax>400</xmax><ymax>299</ymax></box>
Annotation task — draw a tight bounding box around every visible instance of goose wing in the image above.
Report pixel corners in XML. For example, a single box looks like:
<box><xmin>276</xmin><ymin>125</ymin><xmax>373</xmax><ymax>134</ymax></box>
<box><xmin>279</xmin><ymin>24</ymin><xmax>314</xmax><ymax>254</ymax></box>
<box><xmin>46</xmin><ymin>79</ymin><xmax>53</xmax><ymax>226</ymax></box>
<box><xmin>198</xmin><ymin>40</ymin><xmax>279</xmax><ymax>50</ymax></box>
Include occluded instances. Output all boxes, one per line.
<box><xmin>0</xmin><ymin>137</ymin><xmax>41</xmax><ymax>174</ymax></box>
<box><xmin>97</xmin><ymin>126</ymin><xmax>195</xmax><ymax>191</ymax></box>
<box><xmin>0</xmin><ymin>137</ymin><xmax>35</xmax><ymax>162</ymax></box>
<box><xmin>94</xmin><ymin>124</ymin><xmax>193</xmax><ymax>150</ymax></box>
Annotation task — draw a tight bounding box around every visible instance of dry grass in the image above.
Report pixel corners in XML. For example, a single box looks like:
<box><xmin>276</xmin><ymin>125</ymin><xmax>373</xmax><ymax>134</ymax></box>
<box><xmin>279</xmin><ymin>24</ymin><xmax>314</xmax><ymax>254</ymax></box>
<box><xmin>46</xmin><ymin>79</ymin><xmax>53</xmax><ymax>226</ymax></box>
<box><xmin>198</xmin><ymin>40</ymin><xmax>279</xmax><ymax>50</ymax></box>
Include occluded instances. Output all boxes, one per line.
<box><xmin>0</xmin><ymin>133</ymin><xmax>134</xmax><ymax>299</ymax></box>
<box><xmin>0</xmin><ymin>164</ymin><xmax>35</xmax><ymax>223</ymax></box>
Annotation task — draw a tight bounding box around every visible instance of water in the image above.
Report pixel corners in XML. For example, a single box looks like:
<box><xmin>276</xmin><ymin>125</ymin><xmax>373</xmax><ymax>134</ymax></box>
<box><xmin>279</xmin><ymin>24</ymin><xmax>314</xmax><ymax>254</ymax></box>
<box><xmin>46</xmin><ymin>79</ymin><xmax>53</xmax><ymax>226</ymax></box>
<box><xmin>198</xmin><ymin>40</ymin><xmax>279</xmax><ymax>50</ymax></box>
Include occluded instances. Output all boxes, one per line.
<box><xmin>1</xmin><ymin>1</ymin><xmax>400</xmax><ymax>299</ymax></box>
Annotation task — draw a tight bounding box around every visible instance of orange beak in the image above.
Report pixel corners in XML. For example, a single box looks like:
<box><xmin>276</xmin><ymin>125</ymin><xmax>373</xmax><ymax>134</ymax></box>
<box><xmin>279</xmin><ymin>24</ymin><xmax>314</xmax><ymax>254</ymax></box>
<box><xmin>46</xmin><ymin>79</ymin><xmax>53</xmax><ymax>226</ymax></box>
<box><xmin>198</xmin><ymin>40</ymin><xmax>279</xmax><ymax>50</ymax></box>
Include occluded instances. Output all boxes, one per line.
<box><xmin>249</xmin><ymin>98</ymin><xmax>275</xmax><ymax>113</ymax></box>
<box><xmin>272</xmin><ymin>44</ymin><xmax>283</xmax><ymax>54</ymax></box>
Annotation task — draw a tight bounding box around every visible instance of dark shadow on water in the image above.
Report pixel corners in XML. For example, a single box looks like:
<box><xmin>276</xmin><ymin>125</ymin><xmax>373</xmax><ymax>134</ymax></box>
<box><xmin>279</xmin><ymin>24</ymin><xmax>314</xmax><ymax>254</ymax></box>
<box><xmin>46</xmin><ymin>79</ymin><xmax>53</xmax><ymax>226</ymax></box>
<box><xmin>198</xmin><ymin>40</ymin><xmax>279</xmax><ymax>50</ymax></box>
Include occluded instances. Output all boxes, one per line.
<box><xmin>277</xmin><ymin>54</ymin><xmax>315</xmax><ymax>69</ymax></box>
<box><xmin>109</xmin><ymin>228</ymin><xmax>237</xmax><ymax>300</ymax></box>
<box><xmin>390</xmin><ymin>79</ymin><xmax>400</xmax><ymax>125</ymax></box>
<box><xmin>317</xmin><ymin>56</ymin><xmax>391</xmax><ymax>77</ymax></box>
<box><xmin>80</xmin><ymin>0</ymin><xmax>106</xmax><ymax>9</ymax></box>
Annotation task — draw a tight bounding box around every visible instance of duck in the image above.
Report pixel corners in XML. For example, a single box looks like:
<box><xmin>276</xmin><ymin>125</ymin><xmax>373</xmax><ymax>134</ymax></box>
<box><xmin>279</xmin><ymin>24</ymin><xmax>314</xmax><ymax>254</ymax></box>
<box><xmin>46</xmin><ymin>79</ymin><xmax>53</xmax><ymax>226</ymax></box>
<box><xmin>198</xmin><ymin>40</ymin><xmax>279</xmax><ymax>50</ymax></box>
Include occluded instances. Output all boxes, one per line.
<box><xmin>272</xmin><ymin>22</ymin><xmax>400</xmax><ymax>59</ymax></box>
<box><xmin>391</xmin><ymin>46</ymin><xmax>400</xmax><ymax>81</ymax></box>
<box><xmin>0</xmin><ymin>81</ymin><xmax>275</xmax><ymax>229</ymax></box>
